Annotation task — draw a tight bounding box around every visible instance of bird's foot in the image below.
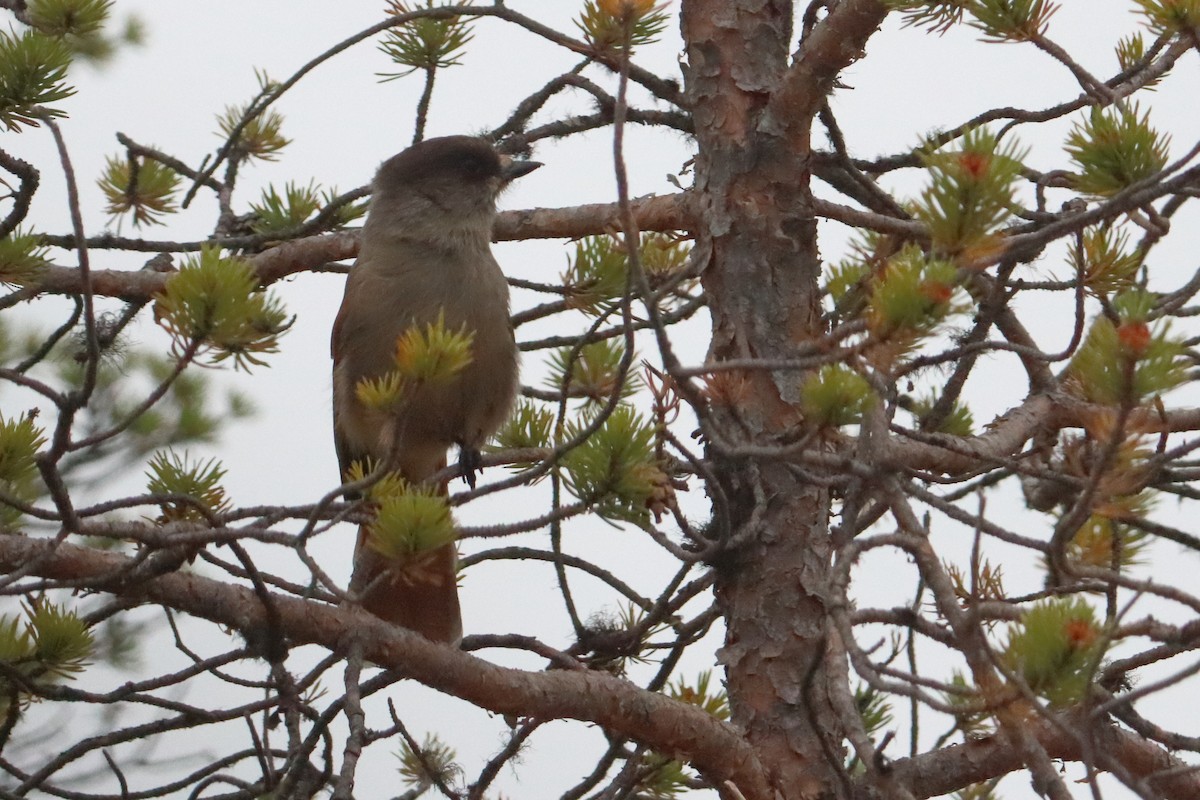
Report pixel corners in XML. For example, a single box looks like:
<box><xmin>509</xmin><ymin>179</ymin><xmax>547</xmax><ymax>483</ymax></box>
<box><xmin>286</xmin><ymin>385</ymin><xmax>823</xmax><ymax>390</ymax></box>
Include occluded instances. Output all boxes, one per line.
<box><xmin>457</xmin><ymin>445</ymin><xmax>482</xmax><ymax>489</ymax></box>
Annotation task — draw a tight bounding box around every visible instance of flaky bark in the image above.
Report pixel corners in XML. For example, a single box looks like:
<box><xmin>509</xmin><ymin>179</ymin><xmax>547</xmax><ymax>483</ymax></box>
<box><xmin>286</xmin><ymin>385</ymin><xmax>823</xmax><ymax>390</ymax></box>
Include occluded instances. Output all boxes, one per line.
<box><xmin>681</xmin><ymin>2</ymin><xmax>887</xmax><ymax>797</ymax></box>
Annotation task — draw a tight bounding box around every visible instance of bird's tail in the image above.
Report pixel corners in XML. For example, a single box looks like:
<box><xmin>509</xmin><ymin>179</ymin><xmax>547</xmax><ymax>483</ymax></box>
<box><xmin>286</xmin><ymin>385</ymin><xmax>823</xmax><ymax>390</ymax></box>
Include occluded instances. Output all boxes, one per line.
<box><xmin>351</xmin><ymin>533</ymin><xmax>462</xmax><ymax>645</ymax></box>
<box><xmin>350</xmin><ymin>455</ymin><xmax>463</xmax><ymax>645</ymax></box>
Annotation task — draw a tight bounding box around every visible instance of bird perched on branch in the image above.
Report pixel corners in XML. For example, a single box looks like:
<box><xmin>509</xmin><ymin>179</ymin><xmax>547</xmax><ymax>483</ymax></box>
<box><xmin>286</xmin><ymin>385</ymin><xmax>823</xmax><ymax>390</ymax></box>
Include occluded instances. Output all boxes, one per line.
<box><xmin>331</xmin><ymin>135</ymin><xmax>541</xmax><ymax>644</ymax></box>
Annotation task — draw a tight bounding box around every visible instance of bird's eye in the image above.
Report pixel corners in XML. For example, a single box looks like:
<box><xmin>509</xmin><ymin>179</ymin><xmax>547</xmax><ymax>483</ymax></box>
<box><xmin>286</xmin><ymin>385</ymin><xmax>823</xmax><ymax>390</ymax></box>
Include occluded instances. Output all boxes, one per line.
<box><xmin>459</xmin><ymin>151</ymin><xmax>502</xmax><ymax>181</ymax></box>
<box><xmin>463</xmin><ymin>157</ymin><xmax>490</xmax><ymax>178</ymax></box>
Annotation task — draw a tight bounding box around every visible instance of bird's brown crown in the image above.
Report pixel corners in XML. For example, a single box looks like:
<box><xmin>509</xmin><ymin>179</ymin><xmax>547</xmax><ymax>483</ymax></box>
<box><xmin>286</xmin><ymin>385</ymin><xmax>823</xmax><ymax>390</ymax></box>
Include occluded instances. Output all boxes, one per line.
<box><xmin>376</xmin><ymin>135</ymin><xmax>503</xmax><ymax>190</ymax></box>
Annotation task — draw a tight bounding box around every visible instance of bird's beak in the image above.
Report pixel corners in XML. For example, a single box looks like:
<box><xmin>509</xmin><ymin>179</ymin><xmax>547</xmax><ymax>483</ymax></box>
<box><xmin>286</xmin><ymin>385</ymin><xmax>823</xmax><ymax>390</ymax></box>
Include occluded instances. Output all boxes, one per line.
<box><xmin>499</xmin><ymin>157</ymin><xmax>542</xmax><ymax>183</ymax></box>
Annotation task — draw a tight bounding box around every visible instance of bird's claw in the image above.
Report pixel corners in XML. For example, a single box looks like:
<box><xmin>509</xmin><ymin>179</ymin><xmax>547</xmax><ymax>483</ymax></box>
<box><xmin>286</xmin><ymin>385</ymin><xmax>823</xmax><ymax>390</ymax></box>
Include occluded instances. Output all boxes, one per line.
<box><xmin>457</xmin><ymin>445</ymin><xmax>482</xmax><ymax>489</ymax></box>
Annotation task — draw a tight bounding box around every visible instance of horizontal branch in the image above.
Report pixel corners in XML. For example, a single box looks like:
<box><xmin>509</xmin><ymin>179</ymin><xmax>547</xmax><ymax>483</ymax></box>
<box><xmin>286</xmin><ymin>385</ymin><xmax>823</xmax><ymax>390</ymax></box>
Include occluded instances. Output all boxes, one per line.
<box><xmin>881</xmin><ymin>393</ymin><xmax>1200</xmax><ymax>476</ymax></box>
<box><xmin>22</xmin><ymin>192</ymin><xmax>919</xmax><ymax>302</ymax></box>
<box><xmin>22</xmin><ymin>196</ymin><xmax>686</xmax><ymax>302</ymax></box>
<box><xmin>890</xmin><ymin>716</ymin><xmax>1200</xmax><ymax>800</ymax></box>
<box><xmin>495</xmin><ymin>192</ymin><xmax>695</xmax><ymax>240</ymax></box>
<box><xmin>0</xmin><ymin>535</ymin><xmax>774</xmax><ymax>800</ymax></box>
<box><xmin>879</xmin><ymin>393</ymin><xmax>1055</xmax><ymax>475</ymax></box>
<box><xmin>28</xmin><ymin>232</ymin><xmax>362</xmax><ymax>302</ymax></box>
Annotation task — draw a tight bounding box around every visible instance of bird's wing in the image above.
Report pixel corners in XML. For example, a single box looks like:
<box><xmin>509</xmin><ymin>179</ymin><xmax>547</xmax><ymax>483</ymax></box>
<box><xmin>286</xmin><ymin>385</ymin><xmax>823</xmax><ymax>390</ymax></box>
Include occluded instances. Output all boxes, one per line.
<box><xmin>331</xmin><ymin>278</ymin><xmax>371</xmax><ymax>493</ymax></box>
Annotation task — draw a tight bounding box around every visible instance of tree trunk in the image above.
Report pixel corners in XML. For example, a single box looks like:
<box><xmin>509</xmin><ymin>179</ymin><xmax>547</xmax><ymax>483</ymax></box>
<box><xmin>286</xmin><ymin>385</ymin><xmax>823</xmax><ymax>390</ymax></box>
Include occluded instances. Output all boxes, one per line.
<box><xmin>682</xmin><ymin>2</ymin><xmax>844</xmax><ymax>796</ymax></box>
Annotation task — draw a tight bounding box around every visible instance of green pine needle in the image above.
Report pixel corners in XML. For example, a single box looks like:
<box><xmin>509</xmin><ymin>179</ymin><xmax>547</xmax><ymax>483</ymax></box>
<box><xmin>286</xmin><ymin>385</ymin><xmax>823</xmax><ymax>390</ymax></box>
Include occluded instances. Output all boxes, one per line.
<box><xmin>825</xmin><ymin>257</ymin><xmax>872</xmax><ymax>312</ymax></box>
<box><xmin>368</xmin><ymin>485</ymin><xmax>457</xmax><ymax>561</ymax></box>
<box><xmin>0</xmin><ymin>615</ymin><xmax>33</xmax><ymax>666</ymax></box>
<box><xmin>855</xmin><ymin>683</ymin><xmax>894</xmax><ymax>739</ymax></box>
<box><xmin>379</xmin><ymin>0</ymin><xmax>474</xmax><ymax>78</ymax></box>
<box><xmin>355</xmin><ymin>370</ymin><xmax>408</xmax><ymax>411</ymax></box>
<box><xmin>0</xmin><ymin>601</ymin><xmax>92</xmax><ymax>714</ymax></box>
<box><xmin>1066</xmin><ymin>103</ymin><xmax>1170</xmax><ymax>197</ymax></box>
<box><xmin>0</xmin><ymin>228</ymin><xmax>49</xmax><ymax>286</ymax></box>
<box><xmin>576</xmin><ymin>0</ymin><xmax>670</xmax><ymax>53</ymax></box>
<box><xmin>1065</xmin><ymin>512</ymin><xmax>1150</xmax><ymax>572</ymax></box>
<box><xmin>342</xmin><ymin>459</ymin><xmax>409</xmax><ymax>503</ymax></box>
<box><xmin>1003</xmin><ymin>598</ymin><xmax>1103</xmax><ymax>707</ymax></box>
<box><xmin>1115</xmin><ymin>34</ymin><xmax>1160</xmax><ymax>91</ymax></box>
<box><xmin>1065</xmin><ymin>289</ymin><xmax>1186</xmax><ymax>406</ymax></box>
<box><xmin>396</xmin><ymin>733</ymin><xmax>459</xmax><ymax>791</ymax></box>
<box><xmin>915</xmin><ymin>127</ymin><xmax>1026</xmax><ymax>258</ymax></box>
<box><xmin>562</xmin><ymin>233</ymin><xmax>691</xmax><ymax>314</ymax></box>
<box><xmin>250</xmin><ymin>182</ymin><xmax>365</xmax><ymax>235</ymax></box>
<box><xmin>250</xmin><ymin>181</ymin><xmax>321</xmax><ymax>235</ymax></box>
<box><xmin>0</xmin><ymin>412</ymin><xmax>46</xmax><ymax>530</ymax></box>
<box><xmin>546</xmin><ymin>339</ymin><xmax>641</xmax><ymax>404</ymax></box>
<box><xmin>886</xmin><ymin>0</ymin><xmax>1058</xmax><ymax>40</ymax></box>
<box><xmin>800</xmin><ymin>364</ymin><xmax>875</xmax><ymax>428</ymax></box>
<box><xmin>630</xmin><ymin>753</ymin><xmax>692</xmax><ymax>799</ymax></box>
<box><xmin>25</xmin><ymin>600</ymin><xmax>93</xmax><ymax>680</ymax></box>
<box><xmin>868</xmin><ymin>244</ymin><xmax>963</xmax><ymax>338</ymax></box>
<box><xmin>1070</xmin><ymin>227</ymin><xmax>1142</xmax><ymax>298</ymax></box>
<box><xmin>153</xmin><ymin>247</ymin><xmax>292</xmax><ymax>370</ymax></box>
<box><xmin>358</xmin><ymin>313</ymin><xmax>476</xmax><ymax>409</ymax></box>
<box><xmin>98</xmin><ymin>154</ymin><xmax>181</xmax><ymax>227</ymax></box>
<box><xmin>27</xmin><ymin>0</ymin><xmax>112</xmax><ymax>40</ymax></box>
<box><xmin>954</xmin><ymin>783</ymin><xmax>1001</xmax><ymax>800</ymax></box>
<box><xmin>911</xmin><ymin>392</ymin><xmax>975</xmax><ymax>436</ymax></box>
<box><xmin>666</xmin><ymin>670</ymin><xmax>730</xmax><ymax>721</ymax></box>
<box><xmin>489</xmin><ymin>398</ymin><xmax>553</xmax><ymax>472</ymax></box>
<box><xmin>392</xmin><ymin>311</ymin><xmax>475</xmax><ymax>383</ymax></box>
<box><xmin>564</xmin><ymin>236</ymin><xmax>628</xmax><ymax>314</ymax></box>
<box><xmin>967</xmin><ymin>0</ymin><xmax>1058</xmax><ymax>42</ymax></box>
<box><xmin>562</xmin><ymin>404</ymin><xmax>665</xmax><ymax>524</ymax></box>
<box><xmin>639</xmin><ymin>232</ymin><xmax>692</xmax><ymax>276</ymax></box>
<box><xmin>216</xmin><ymin>101</ymin><xmax>290</xmax><ymax>162</ymax></box>
<box><xmin>0</xmin><ymin>413</ymin><xmax>46</xmax><ymax>486</ymax></box>
<box><xmin>145</xmin><ymin>450</ymin><xmax>230</xmax><ymax>523</ymax></box>
<box><xmin>883</xmin><ymin>1</ymin><xmax>968</xmax><ymax>33</ymax></box>
<box><xmin>0</xmin><ymin>29</ymin><xmax>75</xmax><ymax>130</ymax></box>
<box><xmin>1133</xmin><ymin>0</ymin><xmax>1200</xmax><ymax>35</ymax></box>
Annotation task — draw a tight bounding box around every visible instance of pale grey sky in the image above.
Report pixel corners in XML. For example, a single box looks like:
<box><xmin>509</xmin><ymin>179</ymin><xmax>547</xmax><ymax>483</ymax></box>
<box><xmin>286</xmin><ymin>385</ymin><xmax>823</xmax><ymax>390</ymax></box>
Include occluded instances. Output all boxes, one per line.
<box><xmin>5</xmin><ymin>2</ymin><xmax>1199</xmax><ymax>797</ymax></box>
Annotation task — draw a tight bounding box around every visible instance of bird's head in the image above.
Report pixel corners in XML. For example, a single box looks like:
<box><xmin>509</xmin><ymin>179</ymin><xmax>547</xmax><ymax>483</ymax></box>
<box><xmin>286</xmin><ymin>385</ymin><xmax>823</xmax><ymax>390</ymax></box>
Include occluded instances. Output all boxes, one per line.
<box><xmin>368</xmin><ymin>136</ymin><xmax>541</xmax><ymax>247</ymax></box>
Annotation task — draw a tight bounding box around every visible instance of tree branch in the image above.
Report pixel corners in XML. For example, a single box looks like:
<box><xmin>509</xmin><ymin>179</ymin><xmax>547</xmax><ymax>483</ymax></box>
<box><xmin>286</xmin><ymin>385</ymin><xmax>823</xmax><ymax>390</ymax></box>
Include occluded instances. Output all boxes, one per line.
<box><xmin>767</xmin><ymin>0</ymin><xmax>890</xmax><ymax>128</ymax></box>
<box><xmin>0</xmin><ymin>534</ymin><xmax>774</xmax><ymax>800</ymax></box>
<box><xmin>24</xmin><ymin>191</ymin><xmax>921</xmax><ymax>302</ymax></box>
<box><xmin>879</xmin><ymin>393</ymin><xmax>1200</xmax><ymax>476</ymax></box>
<box><xmin>887</xmin><ymin>717</ymin><xmax>1200</xmax><ymax>800</ymax></box>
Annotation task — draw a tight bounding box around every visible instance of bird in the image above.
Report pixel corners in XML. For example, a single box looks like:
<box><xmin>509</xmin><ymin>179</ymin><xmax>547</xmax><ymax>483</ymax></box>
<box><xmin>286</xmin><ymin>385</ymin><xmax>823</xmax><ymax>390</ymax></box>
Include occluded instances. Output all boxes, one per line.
<box><xmin>331</xmin><ymin>135</ymin><xmax>540</xmax><ymax>644</ymax></box>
